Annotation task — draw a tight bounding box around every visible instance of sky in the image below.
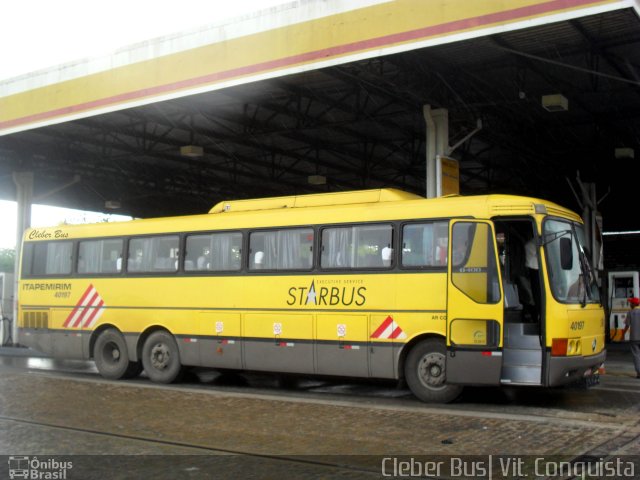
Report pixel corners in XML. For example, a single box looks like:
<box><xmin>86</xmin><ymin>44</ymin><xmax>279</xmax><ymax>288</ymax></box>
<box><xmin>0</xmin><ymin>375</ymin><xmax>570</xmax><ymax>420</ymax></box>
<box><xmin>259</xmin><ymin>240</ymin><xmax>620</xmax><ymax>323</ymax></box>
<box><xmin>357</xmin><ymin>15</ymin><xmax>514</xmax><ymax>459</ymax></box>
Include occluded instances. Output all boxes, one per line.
<box><xmin>0</xmin><ymin>0</ymin><xmax>288</xmax><ymax>248</ymax></box>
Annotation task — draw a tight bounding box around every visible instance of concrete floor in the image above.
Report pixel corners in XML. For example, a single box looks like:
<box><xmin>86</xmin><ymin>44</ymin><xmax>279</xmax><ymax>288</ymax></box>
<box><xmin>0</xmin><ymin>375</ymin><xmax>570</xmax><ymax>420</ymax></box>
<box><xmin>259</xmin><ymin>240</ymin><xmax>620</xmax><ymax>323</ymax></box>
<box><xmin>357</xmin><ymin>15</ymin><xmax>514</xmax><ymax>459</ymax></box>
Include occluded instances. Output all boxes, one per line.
<box><xmin>0</xmin><ymin>345</ymin><xmax>638</xmax><ymax>479</ymax></box>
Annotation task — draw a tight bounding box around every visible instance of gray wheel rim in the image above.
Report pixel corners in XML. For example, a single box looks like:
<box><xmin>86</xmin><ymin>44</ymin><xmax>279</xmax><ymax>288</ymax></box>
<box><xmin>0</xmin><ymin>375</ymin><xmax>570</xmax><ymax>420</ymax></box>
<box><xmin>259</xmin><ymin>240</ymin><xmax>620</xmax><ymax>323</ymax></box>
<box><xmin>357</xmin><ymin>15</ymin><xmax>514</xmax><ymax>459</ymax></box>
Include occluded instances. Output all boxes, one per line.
<box><xmin>150</xmin><ymin>343</ymin><xmax>171</xmax><ymax>370</ymax></box>
<box><xmin>417</xmin><ymin>352</ymin><xmax>446</xmax><ymax>390</ymax></box>
<box><xmin>103</xmin><ymin>341</ymin><xmax>121</xmax><ymax>366</ymax></box>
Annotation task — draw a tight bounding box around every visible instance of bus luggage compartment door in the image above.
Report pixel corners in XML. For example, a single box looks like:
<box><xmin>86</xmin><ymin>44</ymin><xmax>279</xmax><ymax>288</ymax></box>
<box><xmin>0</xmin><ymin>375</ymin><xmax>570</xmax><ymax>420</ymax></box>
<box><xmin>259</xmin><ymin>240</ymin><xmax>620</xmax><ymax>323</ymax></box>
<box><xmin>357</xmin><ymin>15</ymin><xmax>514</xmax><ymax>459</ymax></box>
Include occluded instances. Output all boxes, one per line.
<box><xmin>446</xmin><ymin>220</ymin><xmax>503</xmax><ymax>385</ymax></box>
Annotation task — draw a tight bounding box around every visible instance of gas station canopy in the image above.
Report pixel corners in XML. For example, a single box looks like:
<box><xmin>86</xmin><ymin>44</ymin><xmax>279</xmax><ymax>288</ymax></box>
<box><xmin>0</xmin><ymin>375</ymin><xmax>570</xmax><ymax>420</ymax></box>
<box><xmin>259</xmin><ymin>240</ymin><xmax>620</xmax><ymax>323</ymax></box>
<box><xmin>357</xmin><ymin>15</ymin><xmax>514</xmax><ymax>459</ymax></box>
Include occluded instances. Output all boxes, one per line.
<box><xmin>1</xmin><ymin>0</ymin><xmax>639</xmax><ymax>231</ymax></box>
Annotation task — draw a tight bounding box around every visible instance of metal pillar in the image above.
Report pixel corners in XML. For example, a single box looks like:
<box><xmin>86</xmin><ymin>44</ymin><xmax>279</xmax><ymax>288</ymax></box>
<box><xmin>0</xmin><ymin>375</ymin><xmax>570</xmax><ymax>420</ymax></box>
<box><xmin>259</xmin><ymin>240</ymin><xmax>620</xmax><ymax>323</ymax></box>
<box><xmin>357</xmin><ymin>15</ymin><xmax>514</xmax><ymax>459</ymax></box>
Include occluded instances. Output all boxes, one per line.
<box><xmin>423</xmin><ymin>105</ymin><xmax>449</xmax><ymax>198</ymax></box>
<box><xmin>11</xmin><ymin>171</ymin><xmax>33</xmax><ymax>346</ymax></box>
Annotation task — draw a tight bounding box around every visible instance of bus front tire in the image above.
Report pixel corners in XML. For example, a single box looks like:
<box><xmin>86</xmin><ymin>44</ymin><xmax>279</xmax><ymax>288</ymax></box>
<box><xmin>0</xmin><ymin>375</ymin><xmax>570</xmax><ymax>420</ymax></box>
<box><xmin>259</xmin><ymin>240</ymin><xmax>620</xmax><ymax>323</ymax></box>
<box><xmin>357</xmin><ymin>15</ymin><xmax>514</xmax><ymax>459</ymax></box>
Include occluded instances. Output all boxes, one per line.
<box><xmin>94</xmin><ymin>328</ymin><xmax>136</xmax><ymax>380</ymax></box>
<box><xmin>405</xmin><ymin>338</ymin><xmax>462</xmax><ymax>403</ymax></box>
<box><xmin>141</xmin><ymin>331</ymin><xmax>183</xmax><ymax>384</ymax></box>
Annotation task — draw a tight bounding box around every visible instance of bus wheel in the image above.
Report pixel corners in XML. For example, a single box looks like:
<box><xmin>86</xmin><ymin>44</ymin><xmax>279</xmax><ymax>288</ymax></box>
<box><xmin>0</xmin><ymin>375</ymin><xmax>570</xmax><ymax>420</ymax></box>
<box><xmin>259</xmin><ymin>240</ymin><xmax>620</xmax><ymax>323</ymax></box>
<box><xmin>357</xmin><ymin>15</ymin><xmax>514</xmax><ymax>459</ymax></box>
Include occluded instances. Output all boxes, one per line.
<box><xmin>141</xmin><ymin>331</ymin><xmax>183</xmax><ymax>384</ymax></box>
<box><xmin>405</xmin><ymin>339</ymin><xmax>462</xmax><ymax>403</ymax></box>
<box><xmin>94</xmin><ymin>328</ymin><xmax>135</xmax><ymax>380</ymax></box>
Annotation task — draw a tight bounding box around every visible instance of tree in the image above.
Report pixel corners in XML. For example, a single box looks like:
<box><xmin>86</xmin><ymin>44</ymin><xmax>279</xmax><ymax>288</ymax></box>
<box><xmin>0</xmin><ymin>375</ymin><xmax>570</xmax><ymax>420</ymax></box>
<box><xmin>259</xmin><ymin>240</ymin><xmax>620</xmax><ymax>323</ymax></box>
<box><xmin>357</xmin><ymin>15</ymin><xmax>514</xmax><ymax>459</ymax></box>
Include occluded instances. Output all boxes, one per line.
<box><xmin>0</xmin><ymin>248</ymin><xmax>15</xmax><ymax>273</ymax></box>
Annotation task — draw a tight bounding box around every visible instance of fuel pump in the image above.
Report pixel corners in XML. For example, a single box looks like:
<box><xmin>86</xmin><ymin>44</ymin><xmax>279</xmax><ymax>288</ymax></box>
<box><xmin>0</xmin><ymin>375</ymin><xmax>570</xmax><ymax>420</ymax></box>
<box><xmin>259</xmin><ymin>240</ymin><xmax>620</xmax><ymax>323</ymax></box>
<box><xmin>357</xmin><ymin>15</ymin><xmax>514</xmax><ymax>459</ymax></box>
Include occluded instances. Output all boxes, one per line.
<box><xmin>608</xmin><ymin>271</ymin><xmax>639</xmax><ymax>341</ymax></box>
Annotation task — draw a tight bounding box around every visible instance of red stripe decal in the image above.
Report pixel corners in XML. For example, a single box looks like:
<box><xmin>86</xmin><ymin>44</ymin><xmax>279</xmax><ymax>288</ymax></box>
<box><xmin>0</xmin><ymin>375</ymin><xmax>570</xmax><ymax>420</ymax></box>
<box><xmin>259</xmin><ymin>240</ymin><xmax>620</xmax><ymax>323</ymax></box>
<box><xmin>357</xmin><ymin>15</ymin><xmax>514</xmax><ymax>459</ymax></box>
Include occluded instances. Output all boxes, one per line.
<box><xmin>81</xmin><ymin>298</ymin><xmax>104</xmax><ymax>328</ymax></box>
<box><xmin>481</xmin><ymin>351</ymin><xmax>492</xmax><ymax>357</ymax></box>
<box><xmin>389</xmin><ymin>326</ymin><xmax>404</xmax><ymax>339</ymax></box>
<box><xmin>371</xmin><ymin>316</ymin><xmax>393</xmax><ymax>338</ymax></box>
<box><xmin>73</xmin><ymin>291</ymin><xmax>99</xmax><ymax>328</ymax></box>
<box><xmin>0</xmin><ymin>0</ymin><xmax>604</xmax><ymax>131</ymax></box>
<box><xmin>63</xmin><ymin>285</ymin><xmax>94</xmax><ymax>327</ymax></box>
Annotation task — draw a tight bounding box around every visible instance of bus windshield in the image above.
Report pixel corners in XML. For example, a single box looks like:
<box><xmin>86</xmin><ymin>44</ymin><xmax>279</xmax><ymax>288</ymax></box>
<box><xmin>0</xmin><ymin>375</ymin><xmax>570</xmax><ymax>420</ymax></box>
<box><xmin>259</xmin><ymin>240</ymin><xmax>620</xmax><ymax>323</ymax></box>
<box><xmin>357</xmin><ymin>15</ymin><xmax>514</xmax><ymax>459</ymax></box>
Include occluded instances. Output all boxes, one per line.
<box><xmin>543</xmin><ymin>219</ymin><xmax>600</xmax><ymax>305</ymax></box>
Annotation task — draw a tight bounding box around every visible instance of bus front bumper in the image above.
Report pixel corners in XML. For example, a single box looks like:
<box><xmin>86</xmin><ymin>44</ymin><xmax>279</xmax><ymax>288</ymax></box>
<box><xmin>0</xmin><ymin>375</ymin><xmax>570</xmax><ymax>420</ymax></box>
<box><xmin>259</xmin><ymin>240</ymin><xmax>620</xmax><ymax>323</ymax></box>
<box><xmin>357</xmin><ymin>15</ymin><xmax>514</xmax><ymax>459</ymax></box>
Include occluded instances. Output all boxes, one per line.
<box><xmin>547</xmin><ymin>350</ymin><xmax>606</xmax><ymax>387</ymax></box>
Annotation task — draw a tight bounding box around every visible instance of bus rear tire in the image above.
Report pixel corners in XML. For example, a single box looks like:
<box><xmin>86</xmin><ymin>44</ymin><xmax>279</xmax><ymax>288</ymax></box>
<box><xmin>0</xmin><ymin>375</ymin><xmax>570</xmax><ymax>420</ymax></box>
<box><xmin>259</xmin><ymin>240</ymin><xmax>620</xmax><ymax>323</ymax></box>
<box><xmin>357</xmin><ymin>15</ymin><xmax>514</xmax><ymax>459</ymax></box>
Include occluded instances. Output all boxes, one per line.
<box><xmin>405</xmin><ymin>338</ymin><xmax>462</xmax><ymax>403</ymax></box>
<box><xmin>94</xmin><ymin>328</ymin><xmax>135</xmax><ymax>380</ymax></box>
<box><xmin>141</xmin><ymin>330</ymin><xmax>183</xmax><ymax>384</ymax></box>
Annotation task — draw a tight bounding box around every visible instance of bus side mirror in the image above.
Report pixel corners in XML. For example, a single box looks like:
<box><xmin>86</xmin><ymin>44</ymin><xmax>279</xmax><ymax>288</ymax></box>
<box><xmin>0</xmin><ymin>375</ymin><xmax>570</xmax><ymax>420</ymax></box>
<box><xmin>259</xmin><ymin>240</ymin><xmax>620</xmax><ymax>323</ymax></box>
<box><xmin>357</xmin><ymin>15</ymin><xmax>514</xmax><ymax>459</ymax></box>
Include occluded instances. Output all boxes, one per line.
<box><xmin>560</xmin><ymin>237</ymin><xmax>573</xmax><ymax>270</ymax></box>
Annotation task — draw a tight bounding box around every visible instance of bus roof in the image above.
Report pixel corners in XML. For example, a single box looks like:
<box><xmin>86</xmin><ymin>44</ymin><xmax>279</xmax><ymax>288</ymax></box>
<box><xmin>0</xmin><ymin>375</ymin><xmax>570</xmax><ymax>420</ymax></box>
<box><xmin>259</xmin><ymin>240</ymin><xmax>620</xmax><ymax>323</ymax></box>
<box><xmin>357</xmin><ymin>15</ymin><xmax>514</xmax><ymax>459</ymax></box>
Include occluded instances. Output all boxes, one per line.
<box><xmin>23</xmin><ymin>190</ymin><xmax>582</xmax><ymax>240</ymax></box>
<box><xmin>209</xmin><ymin>188</ymin><xmax>422</xmax><ymax>213</ymax></box>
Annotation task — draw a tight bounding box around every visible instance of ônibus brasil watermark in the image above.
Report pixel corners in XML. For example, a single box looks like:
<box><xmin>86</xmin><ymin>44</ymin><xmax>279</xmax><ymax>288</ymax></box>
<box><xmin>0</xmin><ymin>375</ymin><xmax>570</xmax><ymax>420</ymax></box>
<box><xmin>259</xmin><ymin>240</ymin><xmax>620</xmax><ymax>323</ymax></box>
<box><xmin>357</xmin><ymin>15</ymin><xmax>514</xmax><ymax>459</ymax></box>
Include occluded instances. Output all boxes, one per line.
<box><xmin>8</xmin><ymin>456</ymin><xmax>72</xmax><ymax>480</ymax></box>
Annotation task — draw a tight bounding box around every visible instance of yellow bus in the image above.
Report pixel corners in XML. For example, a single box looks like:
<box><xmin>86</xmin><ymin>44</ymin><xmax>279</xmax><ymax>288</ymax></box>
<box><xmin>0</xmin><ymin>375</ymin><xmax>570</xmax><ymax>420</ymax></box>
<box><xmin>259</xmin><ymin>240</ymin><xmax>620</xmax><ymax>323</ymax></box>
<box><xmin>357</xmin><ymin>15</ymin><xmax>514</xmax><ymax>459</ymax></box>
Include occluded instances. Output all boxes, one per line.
<box><xmin>17</xmin><ymin>189</ymin><xmax>605</xmax><ymax>402</ymax></box>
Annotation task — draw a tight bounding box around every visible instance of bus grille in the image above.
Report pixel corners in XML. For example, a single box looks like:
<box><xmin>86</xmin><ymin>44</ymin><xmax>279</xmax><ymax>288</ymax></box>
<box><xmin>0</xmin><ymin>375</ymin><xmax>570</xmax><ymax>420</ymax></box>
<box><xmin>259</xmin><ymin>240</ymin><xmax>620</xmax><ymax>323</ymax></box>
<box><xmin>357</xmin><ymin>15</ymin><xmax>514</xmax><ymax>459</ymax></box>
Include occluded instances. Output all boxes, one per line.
<box><xmin>21</xmin><ymin>311</ymin><xmax>49</xmax><ymax>329</ymax></box>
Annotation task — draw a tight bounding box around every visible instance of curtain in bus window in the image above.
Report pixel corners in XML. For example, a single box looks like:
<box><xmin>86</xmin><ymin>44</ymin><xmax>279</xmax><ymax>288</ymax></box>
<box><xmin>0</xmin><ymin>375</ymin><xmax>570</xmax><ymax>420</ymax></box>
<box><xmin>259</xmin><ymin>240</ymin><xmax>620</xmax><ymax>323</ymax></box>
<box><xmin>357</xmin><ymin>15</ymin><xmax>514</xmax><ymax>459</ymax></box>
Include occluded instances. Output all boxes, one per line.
<box><xmin>129</xmin><ymin>236</ymin><xmax>178</xmax><ymax>272</ymax></box>
<box><xmin>259</xmin><ymin>232</ymin><xmax>276</xmax><ymax>269</ymax></box>
<box><xmin>252</xmin><ymin>229</ymin><xmax>312</xmax><ymax>270</ymax></box>
<box><xmin>276</xmin><ymin>230</ymin><xmax>299</xmax><ymax>269</ymax></box>
<box><xmin>78</xmin><ymin>240</ymin><xmax>101</xmax><ymax>273</ymax></box>
<box><xmin>79</xmin><ymin>239</ymin><xmax>123</xmax><ymax>274</ymax></box>
<box><xmin>322</xmin><ymin>227</ymin><xmax>354</xmax><ymax>268</ymax></box>
<box><xmin>45</xmin><ymin>242</ymin><xmax>72</xmax><ymax>275</ymax></box>
<box><xmin>211</xmin><ymin>233</ymin><xmax>242</xmax><ymax>271</ymax></box>
<box><xmin>210</xmin><ymin>234</ymin><xmax>229</xmax><ymax>270</ymax></box>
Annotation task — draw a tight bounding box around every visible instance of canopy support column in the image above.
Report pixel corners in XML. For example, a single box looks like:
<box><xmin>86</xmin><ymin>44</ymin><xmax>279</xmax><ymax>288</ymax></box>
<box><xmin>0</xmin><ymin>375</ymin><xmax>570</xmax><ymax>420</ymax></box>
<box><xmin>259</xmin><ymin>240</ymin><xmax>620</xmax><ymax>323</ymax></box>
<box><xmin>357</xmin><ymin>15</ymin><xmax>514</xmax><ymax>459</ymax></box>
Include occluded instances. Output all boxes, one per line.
<box><xmin>423</xmin><ymin>105</ymin><xmax>449</xmax><ymax>198</ymax></box>
<box><xmin>11</xmin><ymin>171</ymin><xmax>33</xmax><ymax>346</ymax></box>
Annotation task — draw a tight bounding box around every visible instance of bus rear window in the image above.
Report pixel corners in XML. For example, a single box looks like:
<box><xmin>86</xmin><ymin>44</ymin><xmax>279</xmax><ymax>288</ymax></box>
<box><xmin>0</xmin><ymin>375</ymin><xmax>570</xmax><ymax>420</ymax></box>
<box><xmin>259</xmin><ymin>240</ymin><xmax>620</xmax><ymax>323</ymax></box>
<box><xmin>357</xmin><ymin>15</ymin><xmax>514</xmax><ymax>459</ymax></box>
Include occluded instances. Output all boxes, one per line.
<box><xmin>22</xmin><ymin>241</ymin><xmax>73</xmax><ymax>276</ymax></box>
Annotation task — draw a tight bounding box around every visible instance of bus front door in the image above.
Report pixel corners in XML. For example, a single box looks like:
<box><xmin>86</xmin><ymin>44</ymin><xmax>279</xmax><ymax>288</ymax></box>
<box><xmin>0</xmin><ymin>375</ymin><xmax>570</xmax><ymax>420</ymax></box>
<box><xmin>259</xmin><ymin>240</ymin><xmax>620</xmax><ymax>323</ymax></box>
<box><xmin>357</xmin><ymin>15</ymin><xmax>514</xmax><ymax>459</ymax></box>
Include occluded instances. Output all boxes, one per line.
<box><xmin>446</xmin><ymin>220</ymin><xmax>503</xmax><ymax>385</ymax></box>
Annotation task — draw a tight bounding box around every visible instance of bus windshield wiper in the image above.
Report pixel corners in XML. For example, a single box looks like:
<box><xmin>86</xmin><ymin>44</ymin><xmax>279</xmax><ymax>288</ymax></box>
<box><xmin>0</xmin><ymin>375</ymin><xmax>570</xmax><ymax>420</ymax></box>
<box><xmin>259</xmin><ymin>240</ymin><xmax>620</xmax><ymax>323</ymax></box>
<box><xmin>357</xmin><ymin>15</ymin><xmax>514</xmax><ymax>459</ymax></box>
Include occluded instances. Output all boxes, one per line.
<box><xmin>542</xmin><ymin>229</ymin><xmax>571</xmax><ymax>246</ymax></box>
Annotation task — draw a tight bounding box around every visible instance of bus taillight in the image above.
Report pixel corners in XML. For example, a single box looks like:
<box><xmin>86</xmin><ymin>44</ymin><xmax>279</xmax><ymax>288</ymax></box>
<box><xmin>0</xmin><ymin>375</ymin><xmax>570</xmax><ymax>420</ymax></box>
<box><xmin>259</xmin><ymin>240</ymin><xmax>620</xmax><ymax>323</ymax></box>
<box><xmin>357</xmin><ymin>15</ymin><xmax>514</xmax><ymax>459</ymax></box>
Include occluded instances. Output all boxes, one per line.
<box><xmin>552</xmin><ymin>338</ymin><xmax>568</xmax><ymax>356</ymax></box>
<box><xmin>552</xmin><ymin>338</ymin><xmax>581</xmax><ymax>356</ymax></box>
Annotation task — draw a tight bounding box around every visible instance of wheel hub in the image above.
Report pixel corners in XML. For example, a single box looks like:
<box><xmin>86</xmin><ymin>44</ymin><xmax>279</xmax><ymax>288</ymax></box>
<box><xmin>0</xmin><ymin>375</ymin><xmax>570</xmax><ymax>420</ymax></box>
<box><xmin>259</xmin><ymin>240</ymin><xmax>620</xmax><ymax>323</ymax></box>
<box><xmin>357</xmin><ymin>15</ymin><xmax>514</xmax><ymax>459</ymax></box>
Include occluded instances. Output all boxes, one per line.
<box><xmin>103</xmin><ymin>341</ymin><xmax>121</xmax><ymax>365</ymax></box>
<box><xmin>417</xmin><ymin>352</ymin><xmax>446</xmax><ymax>389</ymax></box>
<box><xmin>150</xmin><ymin>343</ymin><xmax>171</xmax><ymax>370</ymax></box>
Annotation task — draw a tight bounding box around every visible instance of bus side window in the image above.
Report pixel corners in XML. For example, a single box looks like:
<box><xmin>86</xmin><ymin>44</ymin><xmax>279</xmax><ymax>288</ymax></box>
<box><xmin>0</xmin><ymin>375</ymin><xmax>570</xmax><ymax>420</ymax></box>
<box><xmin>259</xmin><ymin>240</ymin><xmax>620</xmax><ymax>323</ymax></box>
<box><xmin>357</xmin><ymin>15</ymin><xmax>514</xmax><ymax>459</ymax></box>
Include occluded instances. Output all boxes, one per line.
<box><xmin>249</xmin><ymin>229</ymin><xmax>312</xmax><ymax>271</ymax></box>
<box><xmin>22</xmin><ymin>241</ymin><xmax>73</xmax><ymax>276</ymax></box>
<box><xmin>401</xmin><ymin>221</ymin><xmax>448</xmax><ymax>268</ymax></box>
<box><xmin>128</xmin><ymin>236</ymin><xmax>179</xmax><ymax>273</ymax></box>
<box><xmin>321</xmin><ymin>224</ymin><xmax>392</xmax><ymax>269</ymax></box>
<box><xmin>78</xmin><ymin>239</ymin><xmax>123</xmax><ymax>274</ymax></box>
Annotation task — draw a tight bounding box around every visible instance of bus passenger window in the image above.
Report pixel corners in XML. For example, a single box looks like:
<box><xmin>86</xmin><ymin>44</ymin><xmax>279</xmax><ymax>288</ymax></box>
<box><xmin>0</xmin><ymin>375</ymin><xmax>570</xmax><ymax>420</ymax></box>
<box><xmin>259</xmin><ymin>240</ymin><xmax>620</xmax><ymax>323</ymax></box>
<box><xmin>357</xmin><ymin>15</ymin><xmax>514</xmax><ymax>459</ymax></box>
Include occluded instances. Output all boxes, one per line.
<box><xmin>128</xmin><ymin>235</ymin><xmax>179</xmax><ymax>273</ymax></box>
<box><xmin>78</xmin><ymin>239</ymin><xmax>123</xmax><ymax>274</ymax></box>
<box><xmin>23</xmin><ymin>241</ymin><xmax>73</xmax><ymax>276</ymax></box>
<box><xmin>185</xmin><ymin>232</ymin><xmax>242</xmax><ymax>272</ymax></box>
<box><xmin>401</xmin><ymin>222</ymin><xmax>448</xmax><ymax>268</ymax></box>
<box><xmin>321</xmin><ymin>224</ymin><xmax>392</xmax><ymax>269</ymax></box>
<box><xmin>249</xmin><ymin>229</ymin><xmax>313</xmax><ymax>271</ymax></box>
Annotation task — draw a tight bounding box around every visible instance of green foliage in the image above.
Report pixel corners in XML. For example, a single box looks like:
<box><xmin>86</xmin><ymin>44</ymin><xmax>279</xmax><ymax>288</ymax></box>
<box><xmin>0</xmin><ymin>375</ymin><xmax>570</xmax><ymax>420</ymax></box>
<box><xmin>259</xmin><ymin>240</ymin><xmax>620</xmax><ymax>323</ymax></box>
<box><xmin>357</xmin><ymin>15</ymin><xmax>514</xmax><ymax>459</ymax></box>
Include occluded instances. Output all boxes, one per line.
<box><xmin>0</xmin><ymin>248</ymin><xmax>15</xmax><ymax>273</ymax></box>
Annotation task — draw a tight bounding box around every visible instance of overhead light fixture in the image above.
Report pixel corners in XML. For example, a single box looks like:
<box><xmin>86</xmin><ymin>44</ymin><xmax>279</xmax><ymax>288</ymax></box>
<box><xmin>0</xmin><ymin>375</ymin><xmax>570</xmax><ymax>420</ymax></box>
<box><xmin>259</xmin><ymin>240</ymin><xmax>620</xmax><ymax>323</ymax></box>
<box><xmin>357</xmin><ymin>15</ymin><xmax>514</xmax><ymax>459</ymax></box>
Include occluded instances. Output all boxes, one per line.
<box><xmin>542</xmin><ymin>94</ymin><xmax>568</xmax><ymax>112</ymax></box>
<box><xmin>180</xmin><ymin>145</ymin><xmax>204</xmax><ymax>157</ymax></box>
<box><xmin>308</xmin><ymin>175</ymin><xmax>326</xmax><ymax>185</ymax></box>
<box><xmin>105</xmin><ymin>200</ymin><xmax>121</xmax><ymax>210</ymax></box>
<box><xmin>615</xmin><ymin>147</ymin><xmax>634</xmax><ymax>160</ymax></box>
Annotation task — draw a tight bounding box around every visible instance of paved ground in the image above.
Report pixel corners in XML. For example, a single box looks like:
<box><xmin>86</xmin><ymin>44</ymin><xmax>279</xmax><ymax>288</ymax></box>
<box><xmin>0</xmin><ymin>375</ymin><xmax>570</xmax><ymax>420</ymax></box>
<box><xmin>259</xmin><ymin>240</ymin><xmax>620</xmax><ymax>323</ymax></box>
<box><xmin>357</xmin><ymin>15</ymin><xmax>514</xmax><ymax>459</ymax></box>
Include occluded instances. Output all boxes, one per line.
<box><xmin>0</xmin><ymin>344</ymin><xmax>638</xmax><ymax>479</ymax></box>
